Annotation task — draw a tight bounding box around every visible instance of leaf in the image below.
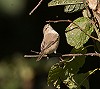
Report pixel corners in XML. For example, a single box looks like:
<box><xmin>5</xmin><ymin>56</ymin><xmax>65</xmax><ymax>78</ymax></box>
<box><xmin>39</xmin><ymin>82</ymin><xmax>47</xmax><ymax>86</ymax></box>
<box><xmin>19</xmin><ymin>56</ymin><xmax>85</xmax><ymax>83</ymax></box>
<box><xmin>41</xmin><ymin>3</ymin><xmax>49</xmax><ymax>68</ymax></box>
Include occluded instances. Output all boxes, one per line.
<box><xmin>73</xmin><ymin>68</ymin><xmax>98</xmax><ymax>89</ymax></box>
<box><xmin>63</xmin><ymin>69</ymin><xmax>98</xmax><ymax>89</ymax></box>
<box><xmin>64</xmin><ymin>2</ymin><xmax>84</xmax><ymax>13</ymax></box>
<box><xmin>73</xmin><ymin>73</ymin><xmax>89</xmax><ymax>89</ymax></box>
<box><xmin>65</xmin><ymin>17</ymin><xmax>94</xmax><ymax>49</ymax></box>
<box><xmin>47</xmin><ymin>62</ymin><xmax>65</xmax><ymax>88</ymax></box>
<box><xmin>64</xmin><ymin>47</ymin><xmax>87</xmax><ymax>76</ymax></box>
<box><xmin>62</xmin><ymin>60</ymin><xmax>88</xmax><ymax>89</ymax></box>
<box><xmin>48</xmin><ymin>0</ymin><xmax>85</xmax><ymax>13</ymax></box>
<box><xmin>82</xmin><ymin>9</ymin><xmax>91</xmax><ymax>18</ymax></box>
<box><xmin>48</xmin><ymin>47</ymin><xmax>87</xmax><ymax>89</ymax></box>
<box><xmin>48</xmin><ymin>0</ymin><xmax>83</xmax><ymax>6</ymax></box>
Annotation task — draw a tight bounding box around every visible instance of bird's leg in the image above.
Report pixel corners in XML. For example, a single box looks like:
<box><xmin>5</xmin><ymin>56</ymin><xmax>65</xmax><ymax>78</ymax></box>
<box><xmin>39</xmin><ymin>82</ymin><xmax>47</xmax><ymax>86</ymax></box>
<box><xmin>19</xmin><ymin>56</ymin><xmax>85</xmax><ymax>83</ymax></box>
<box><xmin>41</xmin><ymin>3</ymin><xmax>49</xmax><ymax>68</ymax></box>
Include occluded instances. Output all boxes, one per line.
<box><xmin>47</xmin><ymin>56</ymin><xmax>49</xmax><ymax>60</ymax></box>
<box><xmin>54</xmin><ymin>51</ymin><xmax>64</xmax><ymax>61</ymax></box>
<box><xmin>54</xmin><ymin>51</ymin><xmax>56</xmax><ymax>54</ymax></box>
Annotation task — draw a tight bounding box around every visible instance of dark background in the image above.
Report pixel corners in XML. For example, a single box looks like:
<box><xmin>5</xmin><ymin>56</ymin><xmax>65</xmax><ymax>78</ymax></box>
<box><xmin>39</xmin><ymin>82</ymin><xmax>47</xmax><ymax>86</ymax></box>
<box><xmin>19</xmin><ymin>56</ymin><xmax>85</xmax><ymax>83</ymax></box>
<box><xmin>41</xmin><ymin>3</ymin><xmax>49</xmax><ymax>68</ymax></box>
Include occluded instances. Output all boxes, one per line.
<box><xmin>0</xmin><ymin>0</ymin><xmax>100</xmax><ymax>89</ymax></box>
<box><xmin>0</xmin><ymin>0</ymin><xmax>82</xmax><ymax>57</ymax></box>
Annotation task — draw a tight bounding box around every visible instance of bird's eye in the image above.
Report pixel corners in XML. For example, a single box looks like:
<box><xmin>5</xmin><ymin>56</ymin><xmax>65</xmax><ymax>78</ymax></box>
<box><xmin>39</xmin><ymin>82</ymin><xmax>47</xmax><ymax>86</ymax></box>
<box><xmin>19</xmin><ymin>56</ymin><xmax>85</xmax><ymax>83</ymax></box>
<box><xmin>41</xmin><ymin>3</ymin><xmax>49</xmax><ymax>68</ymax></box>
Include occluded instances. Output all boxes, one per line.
<box><xmin>46</xmin><ymin>24</ymin><xmax>49</xmax><ymax>29</ymax></box>
<box><xmin>43</xmin><ymin>24</ymin><xmax>51</xmax><ymax>34</ymax></box>
<box><xmin>44</xmin><ymin>24</ymin><xmax>49</xmax><ymax>31</ymax></box>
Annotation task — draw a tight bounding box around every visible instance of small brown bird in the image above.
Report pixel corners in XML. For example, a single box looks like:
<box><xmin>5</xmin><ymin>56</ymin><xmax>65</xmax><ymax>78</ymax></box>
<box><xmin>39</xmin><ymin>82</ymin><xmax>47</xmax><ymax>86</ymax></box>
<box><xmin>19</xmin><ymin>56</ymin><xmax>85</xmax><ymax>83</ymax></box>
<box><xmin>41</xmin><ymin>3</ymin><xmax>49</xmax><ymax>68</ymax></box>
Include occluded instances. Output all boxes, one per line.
<box><xmin>36</xmin><ymin>24</ymin><xmax>60</xmax><ymax>61</ymax></box>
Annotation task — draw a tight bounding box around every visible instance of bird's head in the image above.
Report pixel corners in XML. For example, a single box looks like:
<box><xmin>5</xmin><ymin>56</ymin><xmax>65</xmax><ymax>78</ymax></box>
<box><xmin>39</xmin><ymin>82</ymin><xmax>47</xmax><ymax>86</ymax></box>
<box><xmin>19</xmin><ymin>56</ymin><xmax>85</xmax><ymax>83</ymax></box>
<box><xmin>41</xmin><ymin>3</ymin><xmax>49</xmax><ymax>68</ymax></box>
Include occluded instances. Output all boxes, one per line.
<box><xmin>43</xmin><ymin>24</ymin><xmax>54</xmax><ymax>34</ymax></box>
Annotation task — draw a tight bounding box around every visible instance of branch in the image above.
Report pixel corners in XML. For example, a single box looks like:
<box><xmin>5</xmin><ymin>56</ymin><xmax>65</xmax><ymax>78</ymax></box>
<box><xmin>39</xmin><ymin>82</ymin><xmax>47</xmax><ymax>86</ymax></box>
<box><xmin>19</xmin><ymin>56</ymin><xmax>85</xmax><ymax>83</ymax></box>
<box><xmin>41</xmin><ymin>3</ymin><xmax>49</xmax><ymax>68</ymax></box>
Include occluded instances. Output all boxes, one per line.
<box><xmin>29</xmin><ymin>0</ymin><xmax>43</xmax><ymax>15</ymax></box>
<box><xmin>46</xmin><ymin>20</ymin><xmax>100</xmax><ymax>42</ymax></box>
<box><xmin>62</xmin><ymin>53</ymin><xmax>100</xmax><ymax>57</ymax></box>
<box><xmin>24</xmin><ymin>53</ymin><xmax>100</xmax><ymax>58</ymax></box>
<box><xmin>24</xmin><ymin>54</ymin><xmax>47</xmax><ymax>58</ymax></box>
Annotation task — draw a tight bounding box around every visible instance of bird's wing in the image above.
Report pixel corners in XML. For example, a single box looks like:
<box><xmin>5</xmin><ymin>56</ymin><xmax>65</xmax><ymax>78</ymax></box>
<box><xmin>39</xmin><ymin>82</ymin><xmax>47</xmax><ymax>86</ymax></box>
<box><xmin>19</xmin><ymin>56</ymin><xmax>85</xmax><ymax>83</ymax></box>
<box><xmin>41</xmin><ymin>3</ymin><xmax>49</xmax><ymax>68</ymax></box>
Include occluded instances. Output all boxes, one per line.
<box><xmin>36</xmin><ymin>33</ymin><xmax>59</xmax><ymax>61</ymax></box>
<box><xmin>41</xmin><ymin>33</ymin><xmax>59</xmax><ymax>51</ymax></box>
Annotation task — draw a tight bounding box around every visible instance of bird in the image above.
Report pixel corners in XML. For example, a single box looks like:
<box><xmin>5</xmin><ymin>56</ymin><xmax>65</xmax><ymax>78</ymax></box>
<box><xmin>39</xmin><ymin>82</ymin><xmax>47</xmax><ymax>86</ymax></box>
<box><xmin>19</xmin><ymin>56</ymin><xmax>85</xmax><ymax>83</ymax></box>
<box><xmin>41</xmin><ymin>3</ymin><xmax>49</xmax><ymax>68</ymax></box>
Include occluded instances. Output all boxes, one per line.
<box><xmin>36</xmin><ymin>24</ymin><xmax>60</xmax><ymax>61</ymax></box>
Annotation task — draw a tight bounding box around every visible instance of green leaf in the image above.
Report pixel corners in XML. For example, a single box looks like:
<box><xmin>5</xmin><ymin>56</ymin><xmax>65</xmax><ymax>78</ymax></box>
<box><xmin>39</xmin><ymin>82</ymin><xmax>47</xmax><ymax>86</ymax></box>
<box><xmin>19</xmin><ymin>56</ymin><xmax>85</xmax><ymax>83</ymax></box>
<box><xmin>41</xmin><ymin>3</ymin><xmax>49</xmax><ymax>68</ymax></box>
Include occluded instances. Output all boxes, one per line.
<box><xmin>64</xmin><ymin>2</ymin><xmax>84</xmax><ymax>13</ymax></box>
<box><xmin>60</xmin><ymin>57</ymin><xmax>88</xmax><ymax>89</ymax></box>
<box><xmin>63</xmin><ymin>69</ymin><xmax>98</xmax><ymax>89</ymax></box>
<box><xmin>48</xmin><ymin>0</ymin><xmax>85</xmax><ymax>13</ymax></box>
<box><xmin>65</xmin><ymin>17</ymin><xmax>94</xmax><ymax>49</ymax></box>
<box><xmin>73</xmin><ymin>68</ymin><xmax>99</xmax><ymax>89</ymax></box>
<box><xmin>73</xmin><ymin>72</ymin><xmax>89</xmax><ymax>89</ymax></box>
<box><xmin>64</xmin><ymin>47</ymin><xmax>87</xmax><ymax>76</ymax></box>
<box><xmin>48</xmin><ymin>47</ymin><xmax>87</xmax><ymax>89</ymax></box>
<box><xmin>48</xmin><ymin>0</ymin><xmax>83</xmax><ymax>6</ymax></box>
<box><xmin>64</xmin><ymin>56</ymin><xmax>85</xmax><ymax>75</ymax></box>
<box><xmin>47</xmin><ymin>62</ymin><xmax>65</xmax><ymax>88</ymax></box>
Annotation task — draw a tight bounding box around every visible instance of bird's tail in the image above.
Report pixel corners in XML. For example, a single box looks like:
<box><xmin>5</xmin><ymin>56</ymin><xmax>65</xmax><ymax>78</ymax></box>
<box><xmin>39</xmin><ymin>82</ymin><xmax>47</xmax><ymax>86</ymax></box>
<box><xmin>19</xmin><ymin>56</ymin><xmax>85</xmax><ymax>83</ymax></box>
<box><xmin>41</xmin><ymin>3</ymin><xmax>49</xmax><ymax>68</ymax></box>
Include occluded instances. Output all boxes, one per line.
<box><xmin>36</xmin><ymin>52</ymin><xmax>44</xmax><ymax>61</ymax></box>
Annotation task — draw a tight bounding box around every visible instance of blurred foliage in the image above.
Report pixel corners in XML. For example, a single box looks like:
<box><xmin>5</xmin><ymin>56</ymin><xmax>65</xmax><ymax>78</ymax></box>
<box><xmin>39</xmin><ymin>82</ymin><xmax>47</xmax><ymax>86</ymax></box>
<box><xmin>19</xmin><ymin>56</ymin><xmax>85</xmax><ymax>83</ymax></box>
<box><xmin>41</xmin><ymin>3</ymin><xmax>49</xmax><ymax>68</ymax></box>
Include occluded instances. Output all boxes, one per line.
<box><xmin>0</xmin><ymin>54</ymin><xmax>58</xmax><ymax>89</ymax></box>
<box><xmin>0</xmin><ymin>54</ymin><xmax>33</xmax><ymax>89</ymax></box>
<box><xmin>0</xmin><ymin>0</ymin><xmax>27</xmax><ymax>16</ymax></box>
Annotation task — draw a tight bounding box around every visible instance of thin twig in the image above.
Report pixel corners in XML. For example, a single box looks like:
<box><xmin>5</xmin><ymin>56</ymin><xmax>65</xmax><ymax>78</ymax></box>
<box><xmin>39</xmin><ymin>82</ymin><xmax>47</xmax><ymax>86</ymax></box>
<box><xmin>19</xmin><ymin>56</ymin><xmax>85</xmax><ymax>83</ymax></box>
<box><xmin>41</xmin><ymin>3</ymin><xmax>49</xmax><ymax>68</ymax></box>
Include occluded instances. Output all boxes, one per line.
<box><xmin>46</xmin><ymin>20</ymin><xmax>70</xmax><ymax>23</ymax></box>
<box><xmin>62</xmin><ymin>53</ymin><xmax>100</xmax><ymax>57</ymax></box>
<box><xmin>29</xmin><ymin>0</ymin><xmax>43</xmax><ymax>15</ymax></box>
<box><xmin>46</xmin><ymin>20</ymin><xmax>100</xmax><ymax>42</ymax></box>
<box><xmin>31</xmin><ymin>50</ymin><xmax>39</xmax><ymax>54</ymax></box>
<box><xmin>24</xmin><ymin>53</ymin><xmax>100</xmax><ymax>58</ymax></box>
